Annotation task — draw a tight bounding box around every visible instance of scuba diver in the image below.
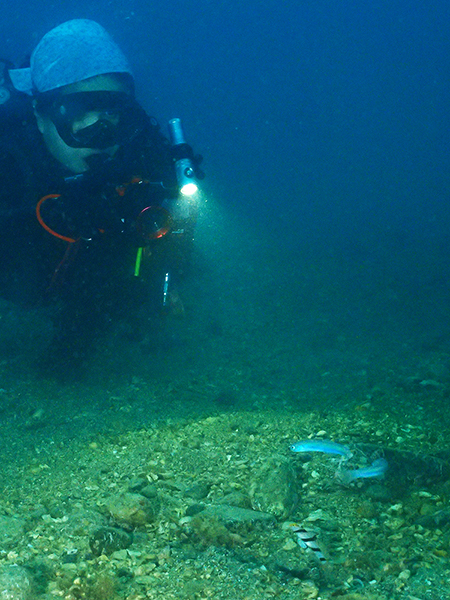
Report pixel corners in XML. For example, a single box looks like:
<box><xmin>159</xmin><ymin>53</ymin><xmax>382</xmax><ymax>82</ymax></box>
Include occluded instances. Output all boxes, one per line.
<box><xmin>0</xmin><ymin>19</ymin><xmax>203</xmax><ymax>376</ymax></box>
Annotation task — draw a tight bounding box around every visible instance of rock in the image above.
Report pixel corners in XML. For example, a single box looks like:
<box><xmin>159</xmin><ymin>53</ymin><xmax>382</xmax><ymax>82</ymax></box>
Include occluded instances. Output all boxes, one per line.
<box><xmin>185</xmin><ymin>503</ymin><xmax>206</xmax><ymax>517</ymax></box>
<box><xmin>89</xmin><ymin>527</ymin><xmax>133</xmax><ymax>556</ymax></box>
<box><xmin>220</xmin><ymin>491</ymin><xmax>252</xmax><ymax>509</ymax></box>
<box><xmin>364</xmin><ymin>483</ymin><xmax>393</xmax><ymax>502</ymax></box>
<box><xmin>184</xmin><ymin>504</ymin><xmax>276</xmax><ymax>549</ymax></box>
<box><xmin>0</xmin><ymin>515</ymin><xmax>25</xmax><ymax>549</ymax></box>
<box><xmin>140</xmin><ymin>484</ymin><xmax>158</xmax><ymax>499</ymax></box>
<box><xmin>416</xmin><ymin>509</ymin><xmax>450</xmax><ymax>529</ymax></box>
<box><xmin>61</xmin><ymin>549</ymin><xmax>80</xmax><ymax>564</ymax></box>
<box><xmin>270</xmin><ymin>548</ymin><xmax>310</xmax><ymax>579</ymax></box>
<box><xmin>0</xmin><ymin>565</ymin><xmax>33</xmax><ymax>600</ymax></box>
<box><xmin>128</xmin><ymin>477</ymin><xmax>147</xmax><ymax>492</ymax></box>
<box><xmin>104</xmin><ymin>492</ymin><xmax>160</xmax><ymax>529</ymax></box>
<box><xmin>23</xmin><ymin>408</ymin><xmax>47</xmax><ymax>431</ymax></box>
<box><xmin>61</xmin><ymin>509</ymin><xmax>108</xmax><ymax>537</ymax></box>
<box><xmin>184</xmin><ymin>481</ymin><xmax>211</xmax><ymax>500</ymax></box>
<box><xmin>200</xmin><ymin>504</ymin><xmax>276</xmax><ymax>525</ymax></box>
<box><xmin>249</xmin><ymin>455</ymin><xmax>298</xmax><ymax>518</ymax></box>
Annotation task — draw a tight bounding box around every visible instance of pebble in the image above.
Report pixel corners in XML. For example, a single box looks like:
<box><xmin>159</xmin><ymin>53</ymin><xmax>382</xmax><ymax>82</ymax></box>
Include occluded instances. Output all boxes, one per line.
<box><xmin>282</xmin><ymin>539</ymin><xmax>298</xmax><ymax>551</ymax></box>
<box><xmin>298</xmin><ymin>581</ymin><xmax>319</xmax><ymax>598</ymax></box>
<box><xmin>398</xmin><ymin>569</ymin><xmax>411</xmax><ymax>580</ymax></box>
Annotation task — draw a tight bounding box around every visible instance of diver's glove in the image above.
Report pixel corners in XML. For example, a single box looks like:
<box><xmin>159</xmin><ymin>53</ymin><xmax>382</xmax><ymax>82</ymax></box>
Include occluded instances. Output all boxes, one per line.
<box><xmin>171</xmin><ymin>143</ymin><xmax>205</xmax><ymax>180</ymax></box>
<box><xmin>192</xmin><ymin>152</ymin><xmax>205</xmax><ymax>180</ymax></box>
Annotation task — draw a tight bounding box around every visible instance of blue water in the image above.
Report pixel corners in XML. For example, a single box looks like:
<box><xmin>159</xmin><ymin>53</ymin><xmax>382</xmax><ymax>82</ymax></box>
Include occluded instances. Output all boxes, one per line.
<box><xmin>0</xmin><ymin>0</ymin><xmax>449</xmax><ymax>391</ymax></box>
<box><xmin>0</xmin><ymin>0</ymin><xmax>447</xmax><ymax>387</ymax></box>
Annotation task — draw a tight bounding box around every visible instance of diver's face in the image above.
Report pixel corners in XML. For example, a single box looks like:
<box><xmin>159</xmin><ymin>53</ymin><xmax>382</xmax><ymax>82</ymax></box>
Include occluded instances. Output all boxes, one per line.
<box><xmin>35</xmin><ymin>74</ymin><xmax>131</xmax><ymax>174</ymax></box>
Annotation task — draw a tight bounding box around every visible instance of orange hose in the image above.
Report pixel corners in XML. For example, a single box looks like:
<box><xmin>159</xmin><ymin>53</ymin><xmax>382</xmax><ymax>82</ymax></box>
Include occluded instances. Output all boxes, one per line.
<box><xmin>36</xmin><ymin>194</ymin><xmax>77</xmax><ymax>243</ymax></box>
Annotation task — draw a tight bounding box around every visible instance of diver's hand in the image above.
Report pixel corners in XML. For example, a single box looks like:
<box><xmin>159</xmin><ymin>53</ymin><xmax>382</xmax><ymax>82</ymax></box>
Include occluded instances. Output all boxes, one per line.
<box><xmin>171</xmin><ymin>143</ymin><xmax>205</xmax><ymax>180</ymax></box>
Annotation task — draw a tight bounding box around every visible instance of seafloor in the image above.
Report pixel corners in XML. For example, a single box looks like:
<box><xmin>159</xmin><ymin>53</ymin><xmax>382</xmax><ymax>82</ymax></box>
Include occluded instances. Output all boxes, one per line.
<box><xmin>0</xmin><ymin>209</ymin><xmax>449</xmax><ymax>599</ymax></box>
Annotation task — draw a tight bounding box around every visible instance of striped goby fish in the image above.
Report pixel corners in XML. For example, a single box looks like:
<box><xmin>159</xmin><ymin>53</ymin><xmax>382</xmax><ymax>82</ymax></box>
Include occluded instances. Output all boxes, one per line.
<box><xmin>289</xmin><ymin>523</ymin><xmax>327</xmax><ymax>563</ymax></box>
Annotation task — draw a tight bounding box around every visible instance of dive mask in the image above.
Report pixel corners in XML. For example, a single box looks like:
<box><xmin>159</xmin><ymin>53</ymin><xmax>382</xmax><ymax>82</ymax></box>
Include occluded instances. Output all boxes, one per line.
<box><xmin>39</xmin><ymin>91</ymin><xmax>144</xmax><ymax>149</ymax></box>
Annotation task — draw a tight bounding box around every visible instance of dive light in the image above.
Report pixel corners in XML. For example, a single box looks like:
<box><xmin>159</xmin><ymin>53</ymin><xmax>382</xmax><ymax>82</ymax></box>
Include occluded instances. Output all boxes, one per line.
<box><xmin>168</xmin><ymin>118</ymin><xmax>199</xmax><ymax>197</ymax></box>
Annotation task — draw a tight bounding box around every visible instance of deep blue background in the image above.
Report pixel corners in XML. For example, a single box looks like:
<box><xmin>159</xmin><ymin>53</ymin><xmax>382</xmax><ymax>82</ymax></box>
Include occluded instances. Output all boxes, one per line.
<box><xmin>2</xmin><ymin>0</ymin><xmax>450</xmax><ymax>345</ymax></box>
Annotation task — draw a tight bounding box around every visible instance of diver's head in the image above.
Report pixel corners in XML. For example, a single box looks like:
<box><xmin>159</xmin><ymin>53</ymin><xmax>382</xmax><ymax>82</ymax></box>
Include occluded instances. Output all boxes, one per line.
<box><xmin>9</xmin><ymin>20</ymin><xmax>142</xmax><ymax>173</ymax></box>
<box><xmin>34</xmin><ymin>73</ymin><xmax>138</xmax><ymax>173</ymax></box>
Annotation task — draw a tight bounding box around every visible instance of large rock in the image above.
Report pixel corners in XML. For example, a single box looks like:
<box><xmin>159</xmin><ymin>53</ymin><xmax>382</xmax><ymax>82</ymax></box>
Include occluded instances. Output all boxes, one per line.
<box><xmin>0</xmin><ymin>566</ymin><xmax>33</xmax><ymax>600</ymax></box>
<box><xmin>200</xmin><ymin>504</ymin><xmax>276</xmax><ymax>525</ymax></box>
<box><xmin>249</xmin><ymin>455</ymin><xmax>298</xmax><ymax>519</ymax></box>
<box><xmin>185</xmin><ymin>505</ymin><xmax>275</xmax><ymax>549</ymax></box>
<box><xmin>0</xmin><ymin>515</ymin><xmax>25</xmax><ymax>549</ymax></box>
<box><xmin>103</xmin><ymin>493</ymin><xmax>160</xmax><ymax>529</ymax></box>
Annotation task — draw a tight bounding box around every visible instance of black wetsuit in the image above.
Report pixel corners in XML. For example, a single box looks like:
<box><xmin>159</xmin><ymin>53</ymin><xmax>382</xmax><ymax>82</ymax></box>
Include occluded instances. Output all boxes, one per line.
<box><xmin>0</xmin><ymin>97</ymin><xmax>190</xmax><ymax>370</ymax></box>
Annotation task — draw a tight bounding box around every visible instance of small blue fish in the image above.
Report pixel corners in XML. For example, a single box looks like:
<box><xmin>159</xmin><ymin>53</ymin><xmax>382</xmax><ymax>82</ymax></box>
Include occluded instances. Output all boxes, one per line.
<box><xmin>290</xmin><ymin>439</ymin><xmax>352</xmax><ymax>459</ymax></box>
<box><xmin>337</xmin><ymin>457</ymin><xmax>388</xmax><ymax>485</ymax></box>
